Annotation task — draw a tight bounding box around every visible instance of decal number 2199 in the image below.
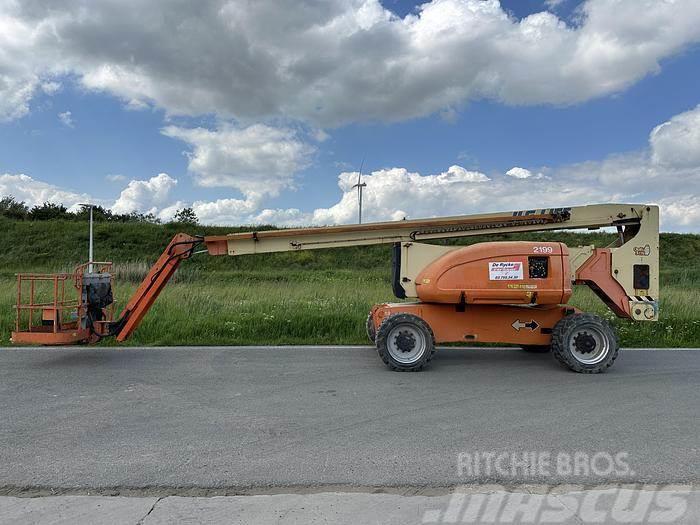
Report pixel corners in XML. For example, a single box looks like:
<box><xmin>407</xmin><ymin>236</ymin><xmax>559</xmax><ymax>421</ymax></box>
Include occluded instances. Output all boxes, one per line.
<box><xmin>533</xmin><ymin>246</ymin><xmax>554</xmax><ymax>254</ymax></box>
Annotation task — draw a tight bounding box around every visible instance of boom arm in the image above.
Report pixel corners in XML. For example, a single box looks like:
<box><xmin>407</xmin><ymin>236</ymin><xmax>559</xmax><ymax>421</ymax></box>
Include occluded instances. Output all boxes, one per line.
<box><xmin>113</xmin><ymin>233</ymin><xmax>202</xmax><ymax>341</ymax></box>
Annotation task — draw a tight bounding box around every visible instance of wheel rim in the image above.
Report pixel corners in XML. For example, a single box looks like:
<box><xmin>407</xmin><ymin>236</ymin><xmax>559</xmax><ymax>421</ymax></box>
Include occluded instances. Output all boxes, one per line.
<box><xmin>568</xmin><ymin>325</ymin><xmax>610</xmax><ymax>365</ymax></box>
<box><xmin>387</xmin><ymin>323</ymin><xmax>427</xmax><ymax>364</ymax></box>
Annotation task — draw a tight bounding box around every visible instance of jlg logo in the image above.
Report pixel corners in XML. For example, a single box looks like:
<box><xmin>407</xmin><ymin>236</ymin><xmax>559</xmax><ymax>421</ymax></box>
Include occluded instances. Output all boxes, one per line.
<box><xmin>512</xmin><ymin>207</ymin><xmax>571</xmax><ymax>216</ymax></box>
<box><xmin>634</xmin><ymin>244</ymin><xmax>651</xmax><ymax>256</ymax></box>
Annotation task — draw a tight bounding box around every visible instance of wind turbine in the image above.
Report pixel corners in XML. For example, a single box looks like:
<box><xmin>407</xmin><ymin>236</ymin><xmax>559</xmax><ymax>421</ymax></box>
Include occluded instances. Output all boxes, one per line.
<box><xmin>352</xmin><ymin>158</ymin><xmax>367</xmax><ymax>224</ymax></box>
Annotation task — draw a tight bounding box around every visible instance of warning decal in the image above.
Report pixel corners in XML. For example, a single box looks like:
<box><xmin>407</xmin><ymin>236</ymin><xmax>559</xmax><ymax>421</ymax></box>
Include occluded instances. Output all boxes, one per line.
<box><xmin>489</xmin><ymin>261</ymin><xmax>524</xmax><ymax>281</ymax></box>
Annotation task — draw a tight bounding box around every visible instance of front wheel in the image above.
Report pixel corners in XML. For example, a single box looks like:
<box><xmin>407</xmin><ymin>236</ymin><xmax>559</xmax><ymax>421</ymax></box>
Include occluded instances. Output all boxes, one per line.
<box><xmin>551</xmin><ymin>313</ymin><xmax>619</xmax><ymax>373</ymax></box>
<box><xmin>376</xmin><ymin>313</ymin><xmax>435</xmax><ymax>372</ymax></box>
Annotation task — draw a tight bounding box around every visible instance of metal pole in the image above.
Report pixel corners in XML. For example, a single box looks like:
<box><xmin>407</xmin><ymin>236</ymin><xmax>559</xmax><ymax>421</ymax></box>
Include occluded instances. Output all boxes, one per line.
<box><xmin>353</xmin><ymin>182</ymin><xmax>366</xmax><ymax>224</ymax></box>
<box><xmin>88</xmin><ymin>205</ymin><xmax>94</xmax><ymax>273</ymax></box>
<box><xmin>358</xmin><ymin>185</ymin><xmax>363</xmax><ymax>224</ymax></box>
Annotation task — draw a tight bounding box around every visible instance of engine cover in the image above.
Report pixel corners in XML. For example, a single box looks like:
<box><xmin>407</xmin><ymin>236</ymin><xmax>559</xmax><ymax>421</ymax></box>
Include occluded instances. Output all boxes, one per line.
<box><xmin>415</xmin><ymin>241</ymin><xmax>571</xmax><ymax>306</ymax></box>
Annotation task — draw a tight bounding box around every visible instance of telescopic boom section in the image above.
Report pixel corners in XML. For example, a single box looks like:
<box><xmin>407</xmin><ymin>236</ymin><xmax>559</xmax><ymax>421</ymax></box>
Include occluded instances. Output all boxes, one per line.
<box><xmin>113</xmin><ymin>233</ymin><xmax>202</xmax><ymax>342</ymax></box>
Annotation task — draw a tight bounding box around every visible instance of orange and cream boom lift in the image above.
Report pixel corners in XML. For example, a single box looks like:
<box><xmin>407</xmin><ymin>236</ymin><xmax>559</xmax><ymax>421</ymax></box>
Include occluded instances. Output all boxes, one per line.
<box><xmin>12</xmin><ymin>203</ymin><xmax>659</xmax><ymax>373</ymax></box>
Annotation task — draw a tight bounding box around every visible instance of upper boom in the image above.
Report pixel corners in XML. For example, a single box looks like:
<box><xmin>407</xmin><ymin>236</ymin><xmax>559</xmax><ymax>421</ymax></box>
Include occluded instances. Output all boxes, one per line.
<box><xmin>202</xmin><ymin>204</ymin><xmax>652</xmax><ymax>256</ymax></box>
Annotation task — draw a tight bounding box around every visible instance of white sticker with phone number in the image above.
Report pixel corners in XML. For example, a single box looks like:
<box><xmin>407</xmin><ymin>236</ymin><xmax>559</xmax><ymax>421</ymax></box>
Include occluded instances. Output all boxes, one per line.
<box><xmin>489</xmin><ymin>261</ymin><xmax>524</xmax><ymax>281</ymax></box>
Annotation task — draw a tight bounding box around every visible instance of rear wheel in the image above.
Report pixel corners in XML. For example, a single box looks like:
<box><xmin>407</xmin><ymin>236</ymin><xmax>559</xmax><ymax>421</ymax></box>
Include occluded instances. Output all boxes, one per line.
<box><xmin>551</xmin><ymin>313</ymin><xmax>619</xmax><ymax>373</ymax></box>
<box><xmin>376</xmin><ymin>313</ymin><xmax>435</xmax><ymax>372</ymax></box>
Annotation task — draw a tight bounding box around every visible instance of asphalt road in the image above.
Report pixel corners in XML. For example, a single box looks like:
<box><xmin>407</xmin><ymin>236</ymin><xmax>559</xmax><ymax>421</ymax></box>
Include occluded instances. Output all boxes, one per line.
<box><xmin>0</xmin><ymin>346</ymin><xmax>698</xmax><ymax>492</ymax></box>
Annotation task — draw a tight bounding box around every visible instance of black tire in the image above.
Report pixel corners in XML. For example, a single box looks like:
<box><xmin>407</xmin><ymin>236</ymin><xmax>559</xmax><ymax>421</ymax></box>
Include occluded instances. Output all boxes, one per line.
<box><xmin>521</xmin><ymin>345</ymin><xmax>550</xmax><ymax>353</ymax></box>
<box><xmin>551</xmin><ymin>313</ymin><xmax>619</xmax><ymax>373</ymax></box>
<box><xmin>375</xmin><ymin>313</ymin><xmax>435</xmax><ymax>372</ymax></box>
<box><xmin>366</xmin><ymin>310</ymin><xmax>377</xmax><ymax>343</ymax></box>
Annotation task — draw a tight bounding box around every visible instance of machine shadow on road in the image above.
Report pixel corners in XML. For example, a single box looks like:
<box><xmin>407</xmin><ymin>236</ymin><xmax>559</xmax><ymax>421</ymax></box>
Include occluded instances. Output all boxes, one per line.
<box><xmin>27</xmin><ymin>348</ymin><xmax>133</xmax><ymax>369</ymax></box>
<box><xmin>425</xmin><ymin>347</ymin><xmax>574</xmax><ymax>374</ymax></box>
<box><xmin>23</xmin><ymin>345</ymin><xmax>601</xmax><ymax>374</ymax></box>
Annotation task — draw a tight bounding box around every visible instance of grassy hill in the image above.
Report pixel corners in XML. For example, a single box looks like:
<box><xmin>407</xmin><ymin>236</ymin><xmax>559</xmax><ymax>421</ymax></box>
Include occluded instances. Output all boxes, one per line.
<box><xmin>1</xmin><ymin>217</ymin><xmax>698</xmax><ymax>347</ymax></box>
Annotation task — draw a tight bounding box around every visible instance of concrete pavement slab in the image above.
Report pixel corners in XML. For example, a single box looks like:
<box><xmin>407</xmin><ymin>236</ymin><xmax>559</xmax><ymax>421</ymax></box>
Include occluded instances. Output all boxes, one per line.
<box><xmin>0</xmin><ymin>496</ymin><xmax>157</xmax><ymax>525</ymax></box>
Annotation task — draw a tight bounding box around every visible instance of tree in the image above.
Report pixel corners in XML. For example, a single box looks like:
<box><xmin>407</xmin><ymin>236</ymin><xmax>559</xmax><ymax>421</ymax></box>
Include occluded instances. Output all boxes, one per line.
<box><xmin>172</xmin><ymin>207</ymin><xmax>198</xmax><ymax>226</ymax></box>
<box><xmin>0</xmin><ymin>196</ymin><xmax>29</xmax><ymax>219</ymax></box>
<box><xmin>29</xmin><ymin>201</ymin><xmax>69</xmax><ymax>220</ymax></box>
<box><xmin>74</xmin><ymin>204</ymin><xmax>113</xmax><ymax>222</ymax></box>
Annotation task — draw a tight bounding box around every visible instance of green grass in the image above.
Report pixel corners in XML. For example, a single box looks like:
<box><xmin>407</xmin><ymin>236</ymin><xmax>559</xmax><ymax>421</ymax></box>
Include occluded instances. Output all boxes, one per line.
<box><xmin>1</xmin><ymin>218</ymin><xmax>698</xmax><ymax>347</ymax></box>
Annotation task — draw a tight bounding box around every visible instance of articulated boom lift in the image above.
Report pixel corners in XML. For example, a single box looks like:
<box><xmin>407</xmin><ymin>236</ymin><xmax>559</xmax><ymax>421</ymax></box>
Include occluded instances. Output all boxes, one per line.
<box><xmin>12</xmin><ymin>203</ymin><xmax>659</xmax><ymax>373</ymax></box>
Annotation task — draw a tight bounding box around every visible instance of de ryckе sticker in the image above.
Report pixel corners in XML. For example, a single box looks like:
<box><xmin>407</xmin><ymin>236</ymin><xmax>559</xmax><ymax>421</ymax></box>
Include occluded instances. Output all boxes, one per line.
<box><xmin>488</xmin><ymin>261</ymin><xmax>524</xmax><ymax>281</ymax></box>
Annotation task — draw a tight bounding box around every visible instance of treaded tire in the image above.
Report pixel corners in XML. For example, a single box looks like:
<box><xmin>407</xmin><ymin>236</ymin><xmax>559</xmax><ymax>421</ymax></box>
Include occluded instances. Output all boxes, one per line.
<box><xmin>375</xmin><ymin>313</ymin><xmax>435</xmax><ymax>372</ymax></box>
<box><xmin>551</xmin><ymin>313</ymin><xmax>619</xmax><ymax>373</ymax></box>
<box><xmin>521</xmin><ymin>345</ymin><xmax>550</xmax><ymax>353</ymax></box>
<box><xmin>366</xmin><ymin>310</ymin><xmax>377</xmax><ymax>343</ymax></box>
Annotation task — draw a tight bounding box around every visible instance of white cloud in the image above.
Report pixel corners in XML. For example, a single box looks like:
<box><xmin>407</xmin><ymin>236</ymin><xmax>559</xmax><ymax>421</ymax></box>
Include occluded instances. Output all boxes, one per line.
<box><xmin>0</xmin><ymin>7</ymin><xmax>49</xmax><ymax>121</ymax></box>
<box><xmin>58</xmin><ymin>110</ymin><xmax>74</xmax><ymax>128</ymax></box>
<box><xmin>162</xmin><ymin>124</ymin><xmax>314</xmax><ymax>198</ymax></box>
<box><xmin>0</xmin><ymin>173</ymin><xmax>91</xmax><ymax>209</ymax></box>
<box><xmin>439</xmin><ymin>165</ymin><xmax>490</xmax><ymax>182</ymax></box>
<box><xmin>192</xmin><ymin>196</ymin><xmax>263</xmax><ymax>225</ymax></box>
<box><xmin>0</xmin><ymin>74</ymin><xmax>38</xmax><ymax>122</ymax></box>
<box><xmin>657</xmin><ymin>195</ymin><xmax>700</xmax><ymax>229</ymax></box>
<box><xmin>258</xmin><ymin>166</ymin><xmax>617</xmax><ymax>227</ymax></box>
<box><xmin>105</xmin><ymin>174</ymin><xmax>126</xmax><ymax>183</ymax></box>
<box><xmin>1</xmin><ymin>1</ymin><xmax>699</xmax><ymax>126</ymax></box>
<box><xmin>650</xmin><ymin>104</ymin><xmax>700</xmax><ymax>169</ymax></box>
<box><xmin>111</xmin><ymin>173</ymin><xmax>178</xmax><ymax>215</ymax></box>
<box><xmin>506</xmin><ymin>167</ymin><xmax>547</xmax><ymax>179</ymax></box>
<box><xmin>507</xmin><ymin>167</ymin><xmax>533</xmax><ymax>179</ymax></box>
<box><xmin>544</xmin><ymin>0</ymin><xmax>564</xmax><ymax>9</ymax></box>
<box><xmin>40</xmin><ymin>81</ymin><xmax>61</xmax><ymax>95</ymax></box>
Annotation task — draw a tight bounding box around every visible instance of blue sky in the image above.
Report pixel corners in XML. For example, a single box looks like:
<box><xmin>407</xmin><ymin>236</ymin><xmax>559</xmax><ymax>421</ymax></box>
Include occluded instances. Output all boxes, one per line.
<box><xmin>1</xmin><ymin>0</ymin><xmax>699</xmax><ymax>230</ymax></box>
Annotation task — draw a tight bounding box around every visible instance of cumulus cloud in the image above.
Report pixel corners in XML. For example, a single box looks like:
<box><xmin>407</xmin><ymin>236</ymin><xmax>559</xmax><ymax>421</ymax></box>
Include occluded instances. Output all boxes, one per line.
<box><xmin>0</xmin><ymin>5</ymin><xmax>49</xmax><ymax>121</ymax></box>
<box><xmin>298</xmin><ymin>165</ymin><xmax>489</xmax><ymax>224</ymax></box>
<box><xmin>162</xmin><ymin>124</ymin><xmax>314</xmax><ymax>198</ymax></box>
<box><xmin>439</xmin><ymin>165</ymin><xmax>490</xmax><ymax>182</ymax></box>
<box><xmin>650</xmin><ymin>105</ymin><xmax>700</xmax><ymax>168</ymax></box>
<box><xmin>657</xmin><ymin>196</ymin><xmax>700</xmax><ymax>229</ymax></box>
<box><xmin>112</xmin><ymin>173</ymin><xmax>178</xmax><ymax>215</ymax></box>
<box><xmin>0</xmin><ymin>75</ymin><xmax>37</xmax><ymax>122</ymax></box>
<box><xmin>253</xmin><ymin>166</ymin><xmax>617</xmax><ymax>227</ymax></box>
<box><xmin>0</xmin><ymin>173</ymin><xmax>91</xmax><ymax>209</ymax></box>
<box><xmin>191</xmin><ymin>196</ymin><xmax>263</xmax><ymax>225</ymax></box>
<box><xmin>506</xmin><ymin>167</ymin><xmax>547</xmax><ymax>179</ymax></box>
<box><xmin>507</xmin><ymin>167</ymin><xmax>532</xmax><ymax>179</ymax></box>
<box><xmin>1</xmin><ymin>0</ymin><xmax>700</xmax><ymax>126</ymax></box>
